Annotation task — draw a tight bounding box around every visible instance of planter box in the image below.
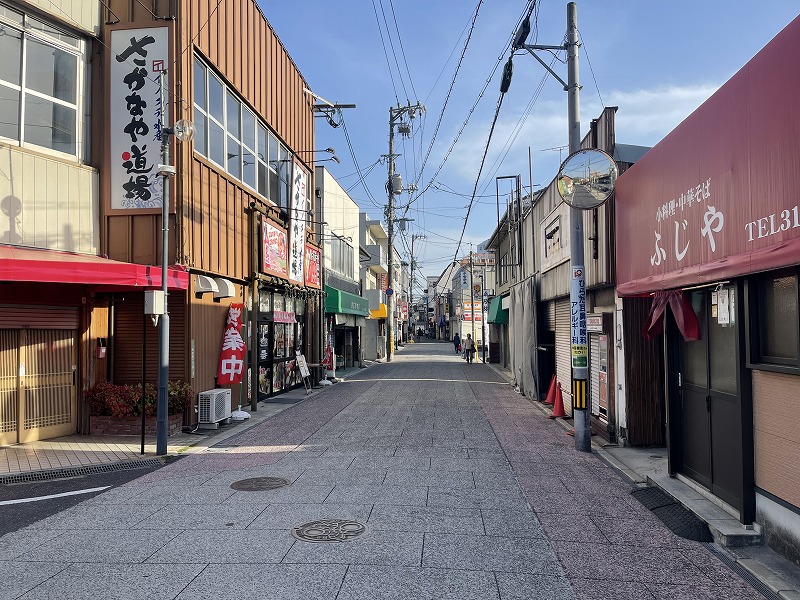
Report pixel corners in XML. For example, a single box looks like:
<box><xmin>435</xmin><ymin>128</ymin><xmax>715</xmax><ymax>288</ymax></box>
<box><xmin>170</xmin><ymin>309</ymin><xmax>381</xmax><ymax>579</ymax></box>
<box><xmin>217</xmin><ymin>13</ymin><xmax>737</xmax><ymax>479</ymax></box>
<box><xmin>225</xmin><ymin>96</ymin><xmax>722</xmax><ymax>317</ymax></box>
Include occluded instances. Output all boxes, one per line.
<box><xmin>89</xmin><ymin>413</ymin><xmax>183</xmax><ymax>436</ymax></box>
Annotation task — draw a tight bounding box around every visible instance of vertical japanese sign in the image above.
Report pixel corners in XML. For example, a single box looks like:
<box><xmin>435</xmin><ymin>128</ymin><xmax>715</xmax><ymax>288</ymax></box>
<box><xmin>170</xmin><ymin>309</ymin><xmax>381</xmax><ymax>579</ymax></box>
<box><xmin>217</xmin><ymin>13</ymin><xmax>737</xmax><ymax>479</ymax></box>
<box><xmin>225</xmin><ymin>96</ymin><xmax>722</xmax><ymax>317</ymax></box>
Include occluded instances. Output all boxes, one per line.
<box><xmin>217</xmin><ymin>303</ymin><xmax>246</xmax><ymax>385</ymax></box>
<box><xmin>570</xmin><ymin>266</ymin><xmax>588</xmax><ymax>371</ymax></box>
<box><xmin>288</xmin><ymin>161</ymin><xmax>308</xmax><ymax>284</ymax></box>
<box><xmin>109</xmin><ymin>26</ymin><xmax>170</xmax><ymax>210</ymax></box>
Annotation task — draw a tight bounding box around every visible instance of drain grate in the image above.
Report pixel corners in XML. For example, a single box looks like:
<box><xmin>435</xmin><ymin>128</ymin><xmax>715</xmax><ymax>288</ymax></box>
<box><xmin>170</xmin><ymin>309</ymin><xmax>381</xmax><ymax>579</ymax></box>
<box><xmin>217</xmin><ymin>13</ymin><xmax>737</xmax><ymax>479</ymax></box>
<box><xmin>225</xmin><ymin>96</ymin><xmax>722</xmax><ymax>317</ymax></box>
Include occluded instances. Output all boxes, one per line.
<box><xmin>291</xmin><ymin>519</ymin><xmax>366</xmax><ymax>543</ymax></box>
<box><xmin>703</xmin><ymin>542</ymin><xmax>781</xmax><ymax>600</ymax></box>
<box><xmin>230</xmin><ymin>476</ymin><xmax>290</xmax><ymax>491</ymax></box>
<box><xmin>0</xmin><ymin>458</ymin><xmax>165</xmax><ymax>485</ymax></box>
<box><xmin>631</xmin><ymin>486</ymin><xmax>713</xmax><ymax>542</ymax></box>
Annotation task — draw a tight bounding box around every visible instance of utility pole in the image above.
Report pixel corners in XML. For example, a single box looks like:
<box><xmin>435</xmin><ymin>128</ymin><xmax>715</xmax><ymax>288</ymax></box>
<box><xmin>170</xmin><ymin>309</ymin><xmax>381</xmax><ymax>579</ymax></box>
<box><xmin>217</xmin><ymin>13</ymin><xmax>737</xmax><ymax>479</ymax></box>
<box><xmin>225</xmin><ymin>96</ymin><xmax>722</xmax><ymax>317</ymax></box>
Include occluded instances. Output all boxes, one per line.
<box><xmin>565</xmin><ymin>3</ymin><xmax>590</xmax><ymax>453</ymax></box>
<box><xmin>156</xmin><ymin>72</ymin><xmax>171</xmax><ymax>456</ymax></box>
<box><xmin>507</xmin><ymin>2</ymin><xmax>588</xmax><ymax>452</ymax></box>
<box><xmin>386</xmin><ymin>101</ymin><xmax>424</xmax><ymax>362</ymax></box>
<box><xmin>411</xmin><ymin>233</ymin><xmax>426</xmax><ymax>333</ymax></box>
<box><xmin>469</xmin><ymin>246</ymin><xmax>476</xmax><ymax>346</ymax></box>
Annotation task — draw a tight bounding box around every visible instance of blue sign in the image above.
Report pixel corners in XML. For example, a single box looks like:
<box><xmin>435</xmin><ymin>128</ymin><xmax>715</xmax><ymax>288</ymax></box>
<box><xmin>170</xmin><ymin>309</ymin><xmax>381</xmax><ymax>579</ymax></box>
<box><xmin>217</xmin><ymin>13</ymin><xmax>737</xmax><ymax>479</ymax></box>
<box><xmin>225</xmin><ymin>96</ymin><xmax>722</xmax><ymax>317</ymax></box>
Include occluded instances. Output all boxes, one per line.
<box><xmin>386</xmin><ymin>288</ymin><xmax>394</xmax><ymax>296</ymax></box>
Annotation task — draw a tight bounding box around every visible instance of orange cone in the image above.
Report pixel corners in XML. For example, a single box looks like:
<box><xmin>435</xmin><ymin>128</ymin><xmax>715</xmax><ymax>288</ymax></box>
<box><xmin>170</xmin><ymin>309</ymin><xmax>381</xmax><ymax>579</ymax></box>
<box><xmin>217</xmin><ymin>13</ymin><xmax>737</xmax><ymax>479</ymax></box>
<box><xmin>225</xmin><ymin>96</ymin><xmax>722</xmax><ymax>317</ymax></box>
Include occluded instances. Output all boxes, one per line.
<box><xmin>549</xmin><ymin>382</ymin><xmax>566</xmax><ymax>419</ymax></box>
<box><xmin>542</xmin><ymin>375</ymin><xmax>556</xmax><ymax>405</ymax></box>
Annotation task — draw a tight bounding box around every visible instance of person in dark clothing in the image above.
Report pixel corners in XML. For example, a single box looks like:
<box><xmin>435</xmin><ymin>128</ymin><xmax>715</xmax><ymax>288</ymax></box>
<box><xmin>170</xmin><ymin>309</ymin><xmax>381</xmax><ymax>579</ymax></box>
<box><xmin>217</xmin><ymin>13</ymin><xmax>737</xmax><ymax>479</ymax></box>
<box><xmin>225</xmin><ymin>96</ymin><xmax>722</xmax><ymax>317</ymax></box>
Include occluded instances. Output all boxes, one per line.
<box><xmin>453</xmin><ymin>333</ymin><xmax>461</xmax><ymax>354</ymax></box>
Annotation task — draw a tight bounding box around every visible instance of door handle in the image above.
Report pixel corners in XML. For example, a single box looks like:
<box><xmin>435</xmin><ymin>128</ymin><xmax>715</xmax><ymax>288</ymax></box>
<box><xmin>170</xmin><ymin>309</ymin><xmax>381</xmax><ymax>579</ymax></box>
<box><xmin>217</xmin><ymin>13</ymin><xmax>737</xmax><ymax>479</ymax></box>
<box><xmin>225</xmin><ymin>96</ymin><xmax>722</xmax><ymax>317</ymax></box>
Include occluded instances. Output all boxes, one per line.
<box><xmin>706</xmin><ymin>395</ymin><xmax>711</xmax><ymax>412</ymax></box>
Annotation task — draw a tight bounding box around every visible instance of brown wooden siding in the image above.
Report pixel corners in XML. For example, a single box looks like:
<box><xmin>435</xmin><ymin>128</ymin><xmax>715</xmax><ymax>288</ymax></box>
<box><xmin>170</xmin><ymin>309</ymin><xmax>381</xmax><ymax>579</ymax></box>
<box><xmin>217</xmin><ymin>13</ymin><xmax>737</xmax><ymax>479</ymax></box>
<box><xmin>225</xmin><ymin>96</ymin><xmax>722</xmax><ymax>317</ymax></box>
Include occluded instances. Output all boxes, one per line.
<box><xmin>188</xmin><ymin>281</ymin><xmax>246</xmax><ymax>405</ymax></box>
<box><xmin>622</xmin><ymin>296</ymin><xmax>665</xmax><ymax>446</ymax></box>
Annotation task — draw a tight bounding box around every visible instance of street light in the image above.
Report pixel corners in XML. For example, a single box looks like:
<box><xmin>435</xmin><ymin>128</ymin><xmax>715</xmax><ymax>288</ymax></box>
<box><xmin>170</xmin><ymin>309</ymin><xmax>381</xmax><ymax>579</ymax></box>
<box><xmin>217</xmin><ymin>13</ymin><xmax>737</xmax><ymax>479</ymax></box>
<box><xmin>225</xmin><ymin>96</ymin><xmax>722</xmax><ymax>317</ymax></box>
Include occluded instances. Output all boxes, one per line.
<box><xmin>155</xmin><ymin>70</ymin><xmax>194</xmax><ymax>456</ymax></box>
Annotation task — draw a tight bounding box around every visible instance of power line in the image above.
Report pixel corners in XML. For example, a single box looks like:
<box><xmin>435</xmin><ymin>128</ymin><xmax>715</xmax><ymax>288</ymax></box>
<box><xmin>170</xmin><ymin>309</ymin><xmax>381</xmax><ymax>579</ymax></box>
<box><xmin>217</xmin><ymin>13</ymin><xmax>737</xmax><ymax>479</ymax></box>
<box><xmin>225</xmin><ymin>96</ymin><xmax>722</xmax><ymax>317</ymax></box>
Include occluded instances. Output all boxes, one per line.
<box><xmin>388</xmin><ymin>0</ymin><xmax>419</xmax><ymax>101</ymax></box>
<box><xmin>371</xmin><ymin>0</ymin><xmax>400</xmax><ymax>104</ymax></box>
<box><xmin>578</xmin><ymin>29</ymin><xmax>605</xmax><ymax>109</ymax></box>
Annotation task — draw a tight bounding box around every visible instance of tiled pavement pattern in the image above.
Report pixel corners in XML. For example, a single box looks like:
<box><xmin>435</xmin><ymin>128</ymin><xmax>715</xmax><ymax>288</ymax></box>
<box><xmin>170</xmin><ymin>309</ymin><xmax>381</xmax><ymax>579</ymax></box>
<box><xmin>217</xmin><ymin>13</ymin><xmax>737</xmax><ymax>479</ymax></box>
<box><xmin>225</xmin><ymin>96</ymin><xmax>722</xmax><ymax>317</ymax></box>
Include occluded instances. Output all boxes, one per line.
<box><xmin>0</xmin><ymin>344</ymin><xmax>763</xmax><ymax>599</ymax></box>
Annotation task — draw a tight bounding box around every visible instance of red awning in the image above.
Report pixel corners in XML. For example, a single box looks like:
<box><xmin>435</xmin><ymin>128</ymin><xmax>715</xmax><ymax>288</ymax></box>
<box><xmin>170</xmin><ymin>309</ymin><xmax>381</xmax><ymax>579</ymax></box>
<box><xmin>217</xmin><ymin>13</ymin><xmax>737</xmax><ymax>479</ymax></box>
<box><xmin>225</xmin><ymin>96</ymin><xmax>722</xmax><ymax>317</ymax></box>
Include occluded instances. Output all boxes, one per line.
<box><xmin>0</xmin><ymin>245</ymin><xmax>189</xmax><ymax>290</ymax></box>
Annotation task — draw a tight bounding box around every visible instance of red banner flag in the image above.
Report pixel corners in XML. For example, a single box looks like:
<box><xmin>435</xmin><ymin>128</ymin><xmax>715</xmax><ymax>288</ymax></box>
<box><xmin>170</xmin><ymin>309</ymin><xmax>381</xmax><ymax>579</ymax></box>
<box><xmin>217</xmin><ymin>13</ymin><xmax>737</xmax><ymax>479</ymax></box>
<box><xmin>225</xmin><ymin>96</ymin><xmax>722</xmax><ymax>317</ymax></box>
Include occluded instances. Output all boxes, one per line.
<box><xmin>217</xmin><ymin>303</ymin><xmax>246</xmax><ymax>384</ymax></box>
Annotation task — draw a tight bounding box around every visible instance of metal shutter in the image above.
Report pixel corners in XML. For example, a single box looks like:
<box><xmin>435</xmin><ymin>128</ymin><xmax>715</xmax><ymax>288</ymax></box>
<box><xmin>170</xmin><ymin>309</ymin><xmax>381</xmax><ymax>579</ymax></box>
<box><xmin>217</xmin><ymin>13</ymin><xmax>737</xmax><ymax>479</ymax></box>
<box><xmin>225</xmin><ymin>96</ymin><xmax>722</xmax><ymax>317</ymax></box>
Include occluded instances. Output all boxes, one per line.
<box><xmin>0</xmin><ymin>305</ymin><xmax>79</xmax><ymax>329</ymax></box>
<box><xmin>554</xmin><ymin>298</ymin><xmax>572</xmax><ymax>414</ymax></box>
<box><xmin>113</xmin><ymin>292</ymin><xmax>186</xmax><ymax>384</ymax></box>
<box><xmin>590</xmin><ymin>334</ymin><xmax>600</xmax><ymax>415</ymax></box>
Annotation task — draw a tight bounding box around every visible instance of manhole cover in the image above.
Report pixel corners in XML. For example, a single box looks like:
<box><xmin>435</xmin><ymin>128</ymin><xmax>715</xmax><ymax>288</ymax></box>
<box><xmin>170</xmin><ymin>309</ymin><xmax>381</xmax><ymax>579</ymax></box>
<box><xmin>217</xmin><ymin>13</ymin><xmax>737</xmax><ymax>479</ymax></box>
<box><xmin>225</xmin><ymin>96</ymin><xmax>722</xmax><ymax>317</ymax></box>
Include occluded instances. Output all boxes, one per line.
<box><xmin>291</xmin><ymin>519</ymin><xmax>366</xmax><ymax>543</ymax></box>
<box><xmin>230</xmin><ymin>477</ymin><xmax>291</xmax><ymax>491</ymax></box>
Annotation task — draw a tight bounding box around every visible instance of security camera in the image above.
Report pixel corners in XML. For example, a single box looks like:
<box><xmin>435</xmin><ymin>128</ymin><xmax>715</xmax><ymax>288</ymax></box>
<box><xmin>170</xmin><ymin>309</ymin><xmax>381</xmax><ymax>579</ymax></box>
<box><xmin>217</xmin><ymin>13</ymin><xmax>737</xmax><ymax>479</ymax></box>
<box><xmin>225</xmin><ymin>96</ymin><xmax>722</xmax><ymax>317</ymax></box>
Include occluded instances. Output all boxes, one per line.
<box><xmin>249</xmin><ymin>201</ymin><xmax>256</xmax><ymax>209</ymax></box>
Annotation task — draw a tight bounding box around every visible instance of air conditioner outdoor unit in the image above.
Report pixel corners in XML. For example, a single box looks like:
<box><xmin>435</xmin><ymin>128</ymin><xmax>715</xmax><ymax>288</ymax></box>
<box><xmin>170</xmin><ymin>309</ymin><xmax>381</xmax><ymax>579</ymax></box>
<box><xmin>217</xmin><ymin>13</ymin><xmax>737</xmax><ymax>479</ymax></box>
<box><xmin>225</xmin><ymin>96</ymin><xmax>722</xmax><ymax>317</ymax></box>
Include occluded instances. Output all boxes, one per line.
<box><xmin>198</xmin><ymin>388</ymin><xmax>232</xmax><ymax>426</ymax></box>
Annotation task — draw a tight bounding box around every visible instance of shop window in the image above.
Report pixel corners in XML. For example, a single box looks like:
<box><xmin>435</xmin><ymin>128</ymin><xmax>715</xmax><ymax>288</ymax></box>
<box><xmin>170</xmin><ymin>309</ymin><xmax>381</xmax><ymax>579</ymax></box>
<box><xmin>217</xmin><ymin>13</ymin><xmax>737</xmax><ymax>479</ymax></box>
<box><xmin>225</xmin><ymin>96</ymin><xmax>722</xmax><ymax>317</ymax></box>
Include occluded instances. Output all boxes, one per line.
<box><xmin>0</xmin><ymin>4</ymin><xmax>85</xmax><ymax>158</ymax></box>
<box><xmin>751</xmin><ymin>268</ymin><xmax>800</xmax><ymax>368</ymax></box>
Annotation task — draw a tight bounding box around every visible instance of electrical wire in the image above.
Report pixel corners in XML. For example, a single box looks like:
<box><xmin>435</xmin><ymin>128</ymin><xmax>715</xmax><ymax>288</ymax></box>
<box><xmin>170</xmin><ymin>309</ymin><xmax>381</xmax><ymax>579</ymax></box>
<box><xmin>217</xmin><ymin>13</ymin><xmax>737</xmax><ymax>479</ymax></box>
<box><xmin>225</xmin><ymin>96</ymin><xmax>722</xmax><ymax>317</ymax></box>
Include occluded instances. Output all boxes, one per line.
<box><xmin>410</xmin><ymin>0</ymin><xmax>483</xmax><ymax>193</ymax></box>
<box><xmin>403</xmin><ymin>1</ymin><xmax>537</xmax><ymax>216</ymax></box>
<box><xmin>578</xmin><ymin>29</ymin><xmax>605</xmax><ymax>109</ymax></box>
<box><xmin>371</xmin><ymin>0</ymin><xmax>400</xmax><ymax>104</ymax></box>
<box><xmin>387</xmin><ymin>0</ymin><xmax>419</xmax><ymax>102</ymax></box>
<box><xmin>338</xmin><ymin>110</ymin><xmax>384</xmax><ymax>210</ymax></box>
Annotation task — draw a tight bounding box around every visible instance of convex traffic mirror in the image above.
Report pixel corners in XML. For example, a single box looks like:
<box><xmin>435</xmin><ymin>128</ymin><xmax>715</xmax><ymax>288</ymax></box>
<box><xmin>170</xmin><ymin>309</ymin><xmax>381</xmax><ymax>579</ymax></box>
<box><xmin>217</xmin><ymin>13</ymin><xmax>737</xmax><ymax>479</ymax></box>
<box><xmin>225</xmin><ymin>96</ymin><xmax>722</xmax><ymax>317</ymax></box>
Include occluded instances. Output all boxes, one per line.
<box><xmin>556</xmin><ymin>148</ymin><xmax>618</xmax><ymax>210</ymax></box>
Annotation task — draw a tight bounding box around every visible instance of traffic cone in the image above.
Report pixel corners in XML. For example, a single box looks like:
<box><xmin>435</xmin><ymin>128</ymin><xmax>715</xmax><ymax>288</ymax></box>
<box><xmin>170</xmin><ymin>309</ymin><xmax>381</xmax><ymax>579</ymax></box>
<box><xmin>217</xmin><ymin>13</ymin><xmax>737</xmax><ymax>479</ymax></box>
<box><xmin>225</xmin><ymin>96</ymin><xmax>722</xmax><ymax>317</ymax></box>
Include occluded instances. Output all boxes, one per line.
<box><xmin>542</xmin><ymin>374</ymin><xmax>556</xmax><ymax>405</ymax></box>
<box><xmin>549</xmin><ymin>382</ymin><xmax>566</xmax><ymax>419</ymax></box>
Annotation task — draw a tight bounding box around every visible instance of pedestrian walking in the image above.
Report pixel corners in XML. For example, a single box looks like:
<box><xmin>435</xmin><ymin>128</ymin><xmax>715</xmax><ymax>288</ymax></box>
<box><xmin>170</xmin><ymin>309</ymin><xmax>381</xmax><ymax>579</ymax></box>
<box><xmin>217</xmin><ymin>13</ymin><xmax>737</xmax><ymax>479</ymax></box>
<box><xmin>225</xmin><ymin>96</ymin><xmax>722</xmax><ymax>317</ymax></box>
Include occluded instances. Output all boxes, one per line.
<box><xmin>463</xmin><ymin>333</ymin><xmax>475</xmax><ymax>364</ymax></box>
<box><xmin>453</xmin><ymin>333</ymin><xmax>461</xmax><ymax>354</ymax></box>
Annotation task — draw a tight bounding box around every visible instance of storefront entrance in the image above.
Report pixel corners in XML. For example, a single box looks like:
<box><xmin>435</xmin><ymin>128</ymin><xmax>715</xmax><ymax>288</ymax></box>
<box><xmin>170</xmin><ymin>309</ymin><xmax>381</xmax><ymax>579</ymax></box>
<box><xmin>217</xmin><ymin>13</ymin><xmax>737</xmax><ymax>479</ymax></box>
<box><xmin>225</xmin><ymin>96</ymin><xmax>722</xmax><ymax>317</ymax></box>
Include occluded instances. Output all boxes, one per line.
<box><xmin>0</xmin><ymin>329</ymin><xmax>77</xmax><ymax>445</ymax></box>
<box><xmin>679</xmin><ymin>289</ymin><xmax>742</xmax><ymax>509</ymax></box>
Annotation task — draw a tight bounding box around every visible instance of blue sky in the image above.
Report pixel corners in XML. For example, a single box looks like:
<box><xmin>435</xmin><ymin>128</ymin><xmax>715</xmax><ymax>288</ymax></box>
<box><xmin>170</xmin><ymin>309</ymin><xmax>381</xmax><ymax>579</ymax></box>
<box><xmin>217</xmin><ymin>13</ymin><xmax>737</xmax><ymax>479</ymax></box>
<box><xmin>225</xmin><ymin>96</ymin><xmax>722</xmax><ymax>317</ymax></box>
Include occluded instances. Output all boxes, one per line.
<box><xmin>257</xmin><ymin>1</ymin><xmax>799</xmax><ymax>290</ymax></box>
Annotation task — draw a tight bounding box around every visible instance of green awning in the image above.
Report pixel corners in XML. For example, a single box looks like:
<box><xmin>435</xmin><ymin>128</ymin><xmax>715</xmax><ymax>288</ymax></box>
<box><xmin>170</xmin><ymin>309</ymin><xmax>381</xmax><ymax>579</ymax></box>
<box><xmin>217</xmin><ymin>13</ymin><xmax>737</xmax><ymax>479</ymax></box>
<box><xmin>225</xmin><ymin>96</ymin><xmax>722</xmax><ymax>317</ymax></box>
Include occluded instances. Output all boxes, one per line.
<box><xmin>324</xmin><ymin>285</ymin><xmax>370</xmax><ymax>316</ymax></box>
<box><xmin>487</xmin><ymin>295</ymin><xmax>508</xmax><ymax>324</ymax></box>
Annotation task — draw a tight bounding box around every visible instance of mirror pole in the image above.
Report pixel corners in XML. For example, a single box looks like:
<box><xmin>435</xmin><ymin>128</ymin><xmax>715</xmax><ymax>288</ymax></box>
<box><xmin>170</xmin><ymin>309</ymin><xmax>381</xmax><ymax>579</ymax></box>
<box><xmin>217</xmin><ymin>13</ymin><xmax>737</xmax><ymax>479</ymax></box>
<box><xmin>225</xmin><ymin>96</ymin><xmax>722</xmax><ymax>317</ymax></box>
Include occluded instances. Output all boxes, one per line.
<box><xmin>567</xmin><ymin>2</ymin><xmax>591</xmax><ymax>453</ymax></box>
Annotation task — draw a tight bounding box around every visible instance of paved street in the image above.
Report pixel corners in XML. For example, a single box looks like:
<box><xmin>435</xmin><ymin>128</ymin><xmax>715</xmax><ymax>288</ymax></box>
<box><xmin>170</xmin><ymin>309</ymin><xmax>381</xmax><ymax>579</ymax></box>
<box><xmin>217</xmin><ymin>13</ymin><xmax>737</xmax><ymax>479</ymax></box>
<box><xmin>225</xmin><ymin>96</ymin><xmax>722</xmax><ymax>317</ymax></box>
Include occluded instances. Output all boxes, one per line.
<box><xmin>0</xmin><ymin>342</ymin><xmax>764</xmax><ymax>599</ymax></box>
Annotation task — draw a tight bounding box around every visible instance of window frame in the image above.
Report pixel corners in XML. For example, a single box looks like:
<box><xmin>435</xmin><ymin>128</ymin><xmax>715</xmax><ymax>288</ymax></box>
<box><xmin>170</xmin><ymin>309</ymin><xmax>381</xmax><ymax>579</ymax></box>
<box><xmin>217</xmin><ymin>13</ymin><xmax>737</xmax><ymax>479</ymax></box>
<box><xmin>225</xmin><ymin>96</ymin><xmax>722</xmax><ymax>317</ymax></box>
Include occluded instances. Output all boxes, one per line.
<box><xmin>192</xmin><ymin>54</ymin><xmax>292</xmax><ymax>210</ymax></box>
<box><xmin>0</xmin><ymin>4</ymin><xmax>86</xmax><ymax>160</ymax></box>
<box><xmin>747</xmin><ymin>268</ymin><xmax>800</xmax><ymax>373</ymax></box>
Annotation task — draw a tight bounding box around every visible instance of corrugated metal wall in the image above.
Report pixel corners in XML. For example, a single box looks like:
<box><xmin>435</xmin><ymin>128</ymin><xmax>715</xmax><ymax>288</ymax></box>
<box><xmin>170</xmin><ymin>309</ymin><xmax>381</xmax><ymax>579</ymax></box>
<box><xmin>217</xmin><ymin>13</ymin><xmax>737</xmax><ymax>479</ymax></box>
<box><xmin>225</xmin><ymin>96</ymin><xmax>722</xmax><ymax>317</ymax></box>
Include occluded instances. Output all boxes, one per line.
<box><xmin>554</xmin><ymin>298</ymin><xmax>572</xmax><ymax>416</ymax></box>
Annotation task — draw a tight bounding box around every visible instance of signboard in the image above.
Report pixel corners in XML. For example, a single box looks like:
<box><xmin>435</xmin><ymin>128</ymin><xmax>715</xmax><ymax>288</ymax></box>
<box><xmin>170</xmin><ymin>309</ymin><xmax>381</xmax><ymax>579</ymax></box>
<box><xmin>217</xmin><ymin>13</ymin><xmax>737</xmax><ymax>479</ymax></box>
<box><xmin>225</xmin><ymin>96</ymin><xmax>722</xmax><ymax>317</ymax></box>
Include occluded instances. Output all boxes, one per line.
<box><xmin>217</xmin><ymin>303</ymin><xmax>246</xmax><ymax>385</ymax></box>
<box><xmin>272</xmin><ymin>311</ymin><xmax>296</xmax><ymax>324</ymax></box>
<box><xmin>570</xmin><ymin>266</ymin><xmax>588</xmax><ymax>369</ymax></box>
<box><xmin>616</xmin><ymin>17</ymin><xmax>800</xmax><ymax>295</ymax></box>
<box><xmin>109</xmin><ymin>26</ymin><xmax>170</xmax><ymax>210</ymax></box>
<box><xmin>262</xmin><ymin>219</ymin><xmax>288</xmax><ymax>277</ymax></box>
<box><xmin>400</xmin><ymin>302</ymin><xmax>408</xmax><ymax>321</ymax></box>
<box><xmin>598</xmin><ymin>371</ymin><xmax>608</xmax><ymax>413</ymax></box>
<box><xmin>288</xmin><ymin>161</ymin><xmax>308</xmax><ymax>284</ymax></box>
<box><xmin>296</xmin><ymin>353</ymin><xmax>310</xmax><ymax>378</ymax></box>
<box><xmin>378</xmin><ymin>273</ymin><xmax>388</xmax><ymax>292</ymax></box>
<box><xmin>304</xmin><ymin>243</ymin><xmax>321</xmax><ymax>288</ymax></box>
<box><xmin>587</xmin><ymin>313</ymin><xmax>604</xmax><ymax>333</ymax></box>
<box><xmin>462</xmin><ymin>302</ymin><xmax>482</xmax><ymax>322</ymax></box>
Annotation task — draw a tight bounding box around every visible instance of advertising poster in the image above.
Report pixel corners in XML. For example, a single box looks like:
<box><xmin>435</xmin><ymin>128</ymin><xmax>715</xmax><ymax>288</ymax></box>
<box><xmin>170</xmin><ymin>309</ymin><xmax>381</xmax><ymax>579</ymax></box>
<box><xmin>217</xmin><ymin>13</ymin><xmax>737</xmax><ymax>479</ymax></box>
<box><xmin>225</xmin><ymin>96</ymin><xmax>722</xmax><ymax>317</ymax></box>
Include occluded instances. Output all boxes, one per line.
<box><xmin>262</xmin><ymin>218</ymin><xmax>288</xmax><ymax>277</ymax></box>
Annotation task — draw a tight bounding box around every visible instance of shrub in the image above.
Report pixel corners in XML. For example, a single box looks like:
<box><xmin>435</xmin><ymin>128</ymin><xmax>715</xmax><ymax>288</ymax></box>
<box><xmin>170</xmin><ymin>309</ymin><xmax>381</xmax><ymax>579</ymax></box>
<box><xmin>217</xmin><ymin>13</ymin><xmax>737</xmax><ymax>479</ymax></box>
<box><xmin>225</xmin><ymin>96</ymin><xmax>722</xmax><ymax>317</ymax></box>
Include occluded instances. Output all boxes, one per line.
<box><xmin>86</xmin><ymin>381</ymin><xmax>193</xmax><ymax>418</ymax></box>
